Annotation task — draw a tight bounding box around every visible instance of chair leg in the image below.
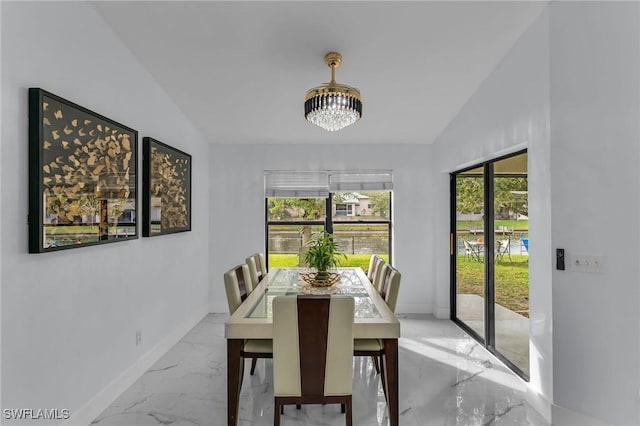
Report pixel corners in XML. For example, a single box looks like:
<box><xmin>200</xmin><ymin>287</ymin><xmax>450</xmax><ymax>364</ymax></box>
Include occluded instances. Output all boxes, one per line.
<box><xmin>372</xmin><ymin>355</ymin><xmax>380</xmax><ymax>374</ymax></box>
<box><xmin>345</xmin><ymin>397</ymin><xmax>353</xmax><ymax>426</ymax></box>
<box><xmin>341</xmin><ymin>403</ymin><xmax>345</xmax><ymax>413</ymax></box>
<box><xmin>274</xmin><ymin>400</ymin><xmax>281</xmax><ymax>426</ymax></box>
<box><xmin>250</xmin><ymin>357</ymin><xmax>258</xmax><ymax>375</ymax></box>
<box><xmin>379</xmin><ymin>355</ymin><xmax>387</xmax><ymax>399</ymax></box>
<box><xmin>296</xmin><ymin>404</ymin><xmax>301</xmax><ymax>410</ymax></box>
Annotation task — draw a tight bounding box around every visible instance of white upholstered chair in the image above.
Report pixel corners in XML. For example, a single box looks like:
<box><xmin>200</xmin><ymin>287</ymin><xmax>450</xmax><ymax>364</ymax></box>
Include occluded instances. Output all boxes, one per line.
<box><xmin>354</xmin><ymin>264</ymin><xmax>401</xmax><ymax>379</ymax></box>
<box><xmin>273</xmin><ymin>295</ymin><xmax>355</xmax><ymax>426</ymax></box>
<box><xmin>297</xmin><ymin>246</ymin><xmax>310</xmax><ymax>267</ymax></box>
<box><xmin>224</xmin><ymin>264</ymin><xmax>272</xmax><ymax>375</ymax></box>
<box><xmin>367</xmin><ymin>254</ymin><xmax>386</xmax><ymax>292</ymax></box>
<box><xmin>224</xmin><ymin>264</ymin><xmax>253</xmax><ymax>304</ymax></box>
<box><xmin>246</xmin><ymin>252</ymin><xmax>267</xmax><ymax>288</ymax></box>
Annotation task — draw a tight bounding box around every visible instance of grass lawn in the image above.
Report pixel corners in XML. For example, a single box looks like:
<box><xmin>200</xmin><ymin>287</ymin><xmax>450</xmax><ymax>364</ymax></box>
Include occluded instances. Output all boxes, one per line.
<box><xmin>456</xmin><ymin>254</ymin><xmax>529</xmax><ymax>317</ymax></box>
<box><xmin>47</xmin><ymin>225</ymin><xmax>99</xmax><ymax>234</ymax></box>
<box><xmin>268</xmin><ymin>253</ymin><xmax>389</xmax><ymax>272</ymax></box>
<box><xmin>268</xmin><ymin>252</ymin><xmax>528</xmax><ymax>317</ymax></box>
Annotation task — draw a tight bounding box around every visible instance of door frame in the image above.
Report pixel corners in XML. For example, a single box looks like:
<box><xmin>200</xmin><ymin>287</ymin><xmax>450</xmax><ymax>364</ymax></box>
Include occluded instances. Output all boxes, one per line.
<box><xmin>449</xmin><ymin>149</ymin><xmax>529</xmax><ymax>381</ymax></box>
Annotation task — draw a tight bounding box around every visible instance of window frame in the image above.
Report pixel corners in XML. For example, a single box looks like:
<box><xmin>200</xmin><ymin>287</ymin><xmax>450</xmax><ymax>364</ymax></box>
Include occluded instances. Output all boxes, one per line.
<box><xmin>265</xmin><ymin>192</ymin><xmax>392</xmax><ymax>268</ymax></box>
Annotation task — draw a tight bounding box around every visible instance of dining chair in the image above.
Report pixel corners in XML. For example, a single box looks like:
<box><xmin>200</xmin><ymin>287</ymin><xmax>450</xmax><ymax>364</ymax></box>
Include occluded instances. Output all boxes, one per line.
<box><xmin>246</xmin><ymin>252</ymin><xmax>267</xmax><ymax>287</ymax></box>
<box><xmin>354</xmin><ymin>264</ymin><xmax>401</xmax><ymax>381</ymax></box>
<box><xmin>225</xmin><ymin>264</ymin><xmax>253</xmax><ymax>304</ymax></box>
<box><xmin>298</xmin><ymin>246</ymin><xmax>309</xmax><ymax>267</ymax></box>
<box><xmin>273</xmin><ymin>295</ymin><xmax>354</xmax><ymax>426</ymax></box>
<box><xmin>367</xmin><ymin>254</ymin><xmax>385</xmax><ymax>291</ymax></box>
<box><xmin>496</xmin><ymin>237</ymin><xmax>511</xmax><ymax>262</ymax></box>
<box><xmin>224</xmin><ymin>264</ymin><xmax>272</xmax><ymax>375</ymax></box>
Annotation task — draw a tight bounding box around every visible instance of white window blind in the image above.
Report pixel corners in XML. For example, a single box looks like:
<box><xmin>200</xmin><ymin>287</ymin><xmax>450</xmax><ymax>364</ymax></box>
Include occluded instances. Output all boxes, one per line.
<box><xmin>264</xmin><ymin>171</ymin><xmax>329</xmax><ymax>198</ymax></box>
<box><xmin>265</xmin><ymin>170</ymin><xmax>393</xmax><ymax>197</ymax></box>
<box><xmin>329</xmin><ymin>171</ymin><xmax>393</xmax><ymax>192</ymax></box>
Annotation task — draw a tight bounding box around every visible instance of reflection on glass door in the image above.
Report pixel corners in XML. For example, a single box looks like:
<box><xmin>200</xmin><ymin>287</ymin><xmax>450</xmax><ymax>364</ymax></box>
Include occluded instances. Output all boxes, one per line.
<box><xmin>452</xmin><ymin>151</ymin><xmax>529</xmax><ymax>379</ymax></box>
<box><xmin>492</xmin><ymin>154</ymin><xmax>529</xmax><ymax>376</ymax></box>
<box><xmin>454</xmin><ymin>167</ymin><xmax>485</xmax><ymax>341</ymax></box>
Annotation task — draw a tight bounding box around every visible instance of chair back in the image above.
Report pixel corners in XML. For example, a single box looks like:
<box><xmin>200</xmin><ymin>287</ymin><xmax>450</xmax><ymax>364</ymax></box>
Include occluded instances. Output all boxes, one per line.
<box><xmin>371</xmin><ymin>258</ymin><xmax>386</xmax><ymax>291</ymax></box>
<box><xmin>367</xmin><ymin>254</ymin><xmax>381</xmax><ymax>281</ymax></box>
<box><xmin>273</xmin><ymin>295</ymin><xmax>354</xmax><ymax>398</ymax></box>
<box><xmin>298</xmin><ymin>246</ymin><xmax>310</xmax><ymax>267</ymax></box>
<box><xmin>246</xmin><ymin>253</ymin><xmax>267</xmax><ymax>286</ymax></box>
<box><xmin>367</xmin><ymin>255</ymin><xmax>385</xmax><ymax>289</ymax></box>
<box><xmin>378</xmin><ymin>264</ymin><xmax>401</xmax><ymax>313</ymax></box>
<box><xmin>499</xmin><ymin>238</ymin><xmax>510</xmax><ymax>253</ymax></box>
<box><xmin>223</xmin><ymin>264</ymin><xmax>252</xmax><ymax>314</ymax></box>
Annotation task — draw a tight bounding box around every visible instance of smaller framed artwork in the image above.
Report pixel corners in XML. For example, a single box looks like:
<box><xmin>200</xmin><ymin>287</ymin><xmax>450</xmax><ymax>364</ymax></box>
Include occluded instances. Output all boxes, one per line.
<box><xmin>142</xmin><ymin>137</ymin><xmax>192</xmax><ymax>237</ymax></box>
<box><xmin>29</xmin><ymin>88</ymin><xmax>138</xmax><ymax>253</ymax></box>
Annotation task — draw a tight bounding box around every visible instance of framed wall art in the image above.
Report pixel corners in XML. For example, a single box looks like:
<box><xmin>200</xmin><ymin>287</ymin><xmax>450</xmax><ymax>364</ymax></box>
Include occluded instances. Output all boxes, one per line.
<box><xmin>28</xmin><ymin>88</ymin><xmax>138</xmax><ymax>253</ymax></box>
<box><xmin>142</xmin><ymin>137</ymin><xmax>192</xmax><ymax>237</ymax></box>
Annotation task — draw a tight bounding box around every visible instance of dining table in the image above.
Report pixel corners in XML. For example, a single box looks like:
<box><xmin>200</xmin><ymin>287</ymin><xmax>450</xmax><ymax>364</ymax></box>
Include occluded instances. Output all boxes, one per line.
<box><xmin>225</xmin><ymin>266</ymin><xmax>401</xmax><ymax>425</ymax></box>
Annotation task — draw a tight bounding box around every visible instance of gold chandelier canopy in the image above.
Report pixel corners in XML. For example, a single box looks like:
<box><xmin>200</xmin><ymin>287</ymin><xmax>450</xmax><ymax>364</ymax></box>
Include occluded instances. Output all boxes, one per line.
<box><xmin>304</xmin><ymin>52</ymin><xmax>362</xmax><ymax>132</ymax></box>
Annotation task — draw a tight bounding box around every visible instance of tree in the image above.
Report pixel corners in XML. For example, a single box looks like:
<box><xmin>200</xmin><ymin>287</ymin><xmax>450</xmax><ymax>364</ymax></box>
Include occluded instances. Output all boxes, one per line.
<box><xmin>456</xmin><ymin>176</ymin><xmax>527</xmax><ymax>219</ymax></box>
<box><xmin>267</xmin><ymin>198</ymin><xmax>325</xmax><ymax>244</ymax></box>
<box><xmin>494</xmin><ymin>177</ymin><xmax>528</xmax><ymax>219</ymax></box>
<box><xmin>360</xmin><ymin>191</ymin><xmax>391</xmax><ymax>219</ymax></box>
<box><xmin>456</xmin><ymin>177</ymin><xmax>484</xmax><ymax>214</ymax></box>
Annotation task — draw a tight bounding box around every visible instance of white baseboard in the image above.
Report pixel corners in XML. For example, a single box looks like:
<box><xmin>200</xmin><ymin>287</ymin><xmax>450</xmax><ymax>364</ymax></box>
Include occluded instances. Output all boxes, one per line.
<box><xmin>526</xmin><ymin>387</ymin><xmax>552</xmax><ymax>424</ymax></box>
<box><xmin>434</xmin><ymin>305</ymin><xmax>450</xmax><ymax>319</ymax></box>
<box><xmin>209</xmin><ymin>302</ymin><xmax>229</xmax><ymax>314</ymax></box>
<box><xmin>65</xmin><ymin>308</ymin><xmax>208</xmax><ymax>426</ymax></box>
<box><xmin>395</xmin><ymin>303</ymin><xmax>431</xmax><ymax>314</ymax></box>
<box><xmin>551</xmin><ymin>404</ymin><xmax>611</xmax><ymax>426</ymax></box>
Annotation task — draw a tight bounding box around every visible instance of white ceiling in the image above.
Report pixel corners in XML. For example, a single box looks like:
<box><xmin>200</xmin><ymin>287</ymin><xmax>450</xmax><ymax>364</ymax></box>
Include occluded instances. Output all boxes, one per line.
<box><xmin>92</xmin><ymin>1</ymin><xmax>547</xmax><ymax>145</ymax></box>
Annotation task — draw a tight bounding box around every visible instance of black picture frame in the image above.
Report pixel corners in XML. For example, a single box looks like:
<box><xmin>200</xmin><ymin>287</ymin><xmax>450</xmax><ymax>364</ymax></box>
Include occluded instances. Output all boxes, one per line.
<box><xmin>142</xmin><ymin>137</ymin><xmax>192</xmax><ymax>237</ymax></box>
<box><xmin>29</xmin><ymin>88</ymin><xmax>138</xmax><ymax>253</ymax></box>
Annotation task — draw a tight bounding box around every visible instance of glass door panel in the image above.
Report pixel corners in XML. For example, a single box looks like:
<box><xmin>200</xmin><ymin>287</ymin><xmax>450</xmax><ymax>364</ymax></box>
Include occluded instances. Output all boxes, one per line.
<box><xmin>493</xmin><ymin>154</ymin><xmax>529</xmax><ymax>376</ymax></box>
<box><xmin>455</xmin><ymin>167</ymin><xmax>485</xmax><ymax>341</ymax></box>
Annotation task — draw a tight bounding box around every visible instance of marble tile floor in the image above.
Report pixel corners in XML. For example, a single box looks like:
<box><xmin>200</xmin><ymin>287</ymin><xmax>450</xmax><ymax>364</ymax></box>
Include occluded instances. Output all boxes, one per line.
<box><xmin>92</xmin><ymin>314</ymin><xmax>549</xmax><ymax>426</ymax></box>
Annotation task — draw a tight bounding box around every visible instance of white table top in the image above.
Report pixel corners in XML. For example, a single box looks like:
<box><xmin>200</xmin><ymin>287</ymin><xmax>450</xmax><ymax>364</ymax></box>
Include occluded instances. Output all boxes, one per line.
<box><xmin>225</xmin><ymin>267</ymin><xmax>401</xmax><ymax>340</ymax></box>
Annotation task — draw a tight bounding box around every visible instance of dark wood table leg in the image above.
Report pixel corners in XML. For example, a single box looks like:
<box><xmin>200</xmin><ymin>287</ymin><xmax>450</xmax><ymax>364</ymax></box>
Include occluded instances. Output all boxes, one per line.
<box><xmin>382</xmin><ymin>338</ymin><xmax>399</xmax><ymax>426</ymax></box>
<box><xmin>227</xmin><ymin>339</ymin><xmax>244</xmax><ymax>426</ymax></box>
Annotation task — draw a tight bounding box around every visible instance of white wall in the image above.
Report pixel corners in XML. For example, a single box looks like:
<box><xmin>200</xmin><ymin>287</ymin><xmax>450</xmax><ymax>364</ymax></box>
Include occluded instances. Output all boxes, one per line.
<box><xmin>434</xmin><ymin>2</ymin><xmax>640</xmax><ymax>425</ymax></box>
<box><xmin>0</xmin><ymin>1</ymin><xmax>4</xmax><ymax>415</ymax></box>
<box><xmin>549</xmin><ymin>2</ymin><xmax>640</xmax><ymax>425</ymax></box>
<box><xmin>1</xmin><ymin>2</ymin><xmax>210</xmax><ymax>424</ymax></box>
<box><xmin>432</xmin><ymin>8</ymin><xmax>553</xmax><ymax>421</ymax></box>
<box><xmin>209</xmin><ymin>143</ymin><xmax>433</xmax><ymax>314</ymax></box>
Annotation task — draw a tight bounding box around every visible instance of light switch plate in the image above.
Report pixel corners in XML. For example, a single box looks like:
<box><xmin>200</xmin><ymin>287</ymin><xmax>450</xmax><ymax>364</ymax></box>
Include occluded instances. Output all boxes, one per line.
<box><xmin>571</xmin><ymin>254</ymin><xmax>605</xmax><ymax>273</ymax></box>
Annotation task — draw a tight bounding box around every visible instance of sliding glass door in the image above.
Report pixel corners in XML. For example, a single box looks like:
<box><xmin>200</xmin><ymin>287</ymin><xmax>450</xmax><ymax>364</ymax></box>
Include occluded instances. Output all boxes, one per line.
<box><xmin>454</xmin><ymin>166</ymin><xmax>486</xmax><ymax>341</ymax></box>
<box><xmin>451</xmin><ymin>151</ymin><xmax>529</xmax><ymax>379</ymax></box>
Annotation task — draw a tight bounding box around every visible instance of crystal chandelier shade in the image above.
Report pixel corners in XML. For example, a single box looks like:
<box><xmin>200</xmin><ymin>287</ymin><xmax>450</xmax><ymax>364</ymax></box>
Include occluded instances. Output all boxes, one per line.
<box><xmin>304</xmin><ymin>52</ymin><xmax>362</xmax><ymax>132</ymax></box>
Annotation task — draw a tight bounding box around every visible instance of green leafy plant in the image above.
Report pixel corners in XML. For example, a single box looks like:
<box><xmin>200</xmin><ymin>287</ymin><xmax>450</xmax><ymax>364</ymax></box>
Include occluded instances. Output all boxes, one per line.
<box><xmin>303</xmin><ymin>232</ymin><xmax>346</xmax><ymax>278</ymax></box>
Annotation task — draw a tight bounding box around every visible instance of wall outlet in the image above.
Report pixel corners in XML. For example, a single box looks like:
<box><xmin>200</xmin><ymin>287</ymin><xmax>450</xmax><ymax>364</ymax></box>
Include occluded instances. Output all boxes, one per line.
<box><xmin>135</xmin><ymin>330</ymin><xmax>142</xmax><ymax>346</ymax></box>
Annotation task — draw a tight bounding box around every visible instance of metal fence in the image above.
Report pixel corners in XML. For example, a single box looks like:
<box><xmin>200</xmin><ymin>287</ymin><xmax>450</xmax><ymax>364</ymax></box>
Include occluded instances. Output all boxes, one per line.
<box><xmin>268</xmin><ymin>234</ymin><xmax>389</xmax><ymax>255</ymax></box>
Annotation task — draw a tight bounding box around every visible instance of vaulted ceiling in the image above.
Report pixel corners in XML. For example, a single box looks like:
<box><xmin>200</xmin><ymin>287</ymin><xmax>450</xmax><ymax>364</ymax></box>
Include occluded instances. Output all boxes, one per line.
<box><xmin>93</xmin><ymin>1</ymin><xmax>547</xmax><ymax>144</ymax></box>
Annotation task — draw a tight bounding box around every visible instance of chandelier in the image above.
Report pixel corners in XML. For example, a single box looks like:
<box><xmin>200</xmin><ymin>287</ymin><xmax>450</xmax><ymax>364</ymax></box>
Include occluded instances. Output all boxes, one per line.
<box><xmin>304</xmin><ymin>52</ymin><xmax>362</xmax><ymax>132</ymax></box>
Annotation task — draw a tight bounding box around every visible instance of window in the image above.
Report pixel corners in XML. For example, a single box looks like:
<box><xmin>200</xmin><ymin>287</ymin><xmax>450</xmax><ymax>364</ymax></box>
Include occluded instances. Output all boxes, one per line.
<box><xmin>335</xmin><ymin>204</ymin><xmax>353</xmax><ymax>216</ymax></box>
<box><xmin>331</xmin><ymin>191</ymin><xmax>391</xmax><ymax>269</ymax></box>
<box><xmin>265</xmin><ymin>171</ymin><xmax>393</xmax><ymax>271</ymax></box>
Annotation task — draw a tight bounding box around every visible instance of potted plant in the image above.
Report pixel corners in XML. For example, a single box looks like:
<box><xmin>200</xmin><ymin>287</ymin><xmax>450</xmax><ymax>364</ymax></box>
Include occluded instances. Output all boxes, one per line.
<box><xmin>303</xmin><ymin>231</ymin><xmax>346</xmax><ymax>281</ymax></box>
